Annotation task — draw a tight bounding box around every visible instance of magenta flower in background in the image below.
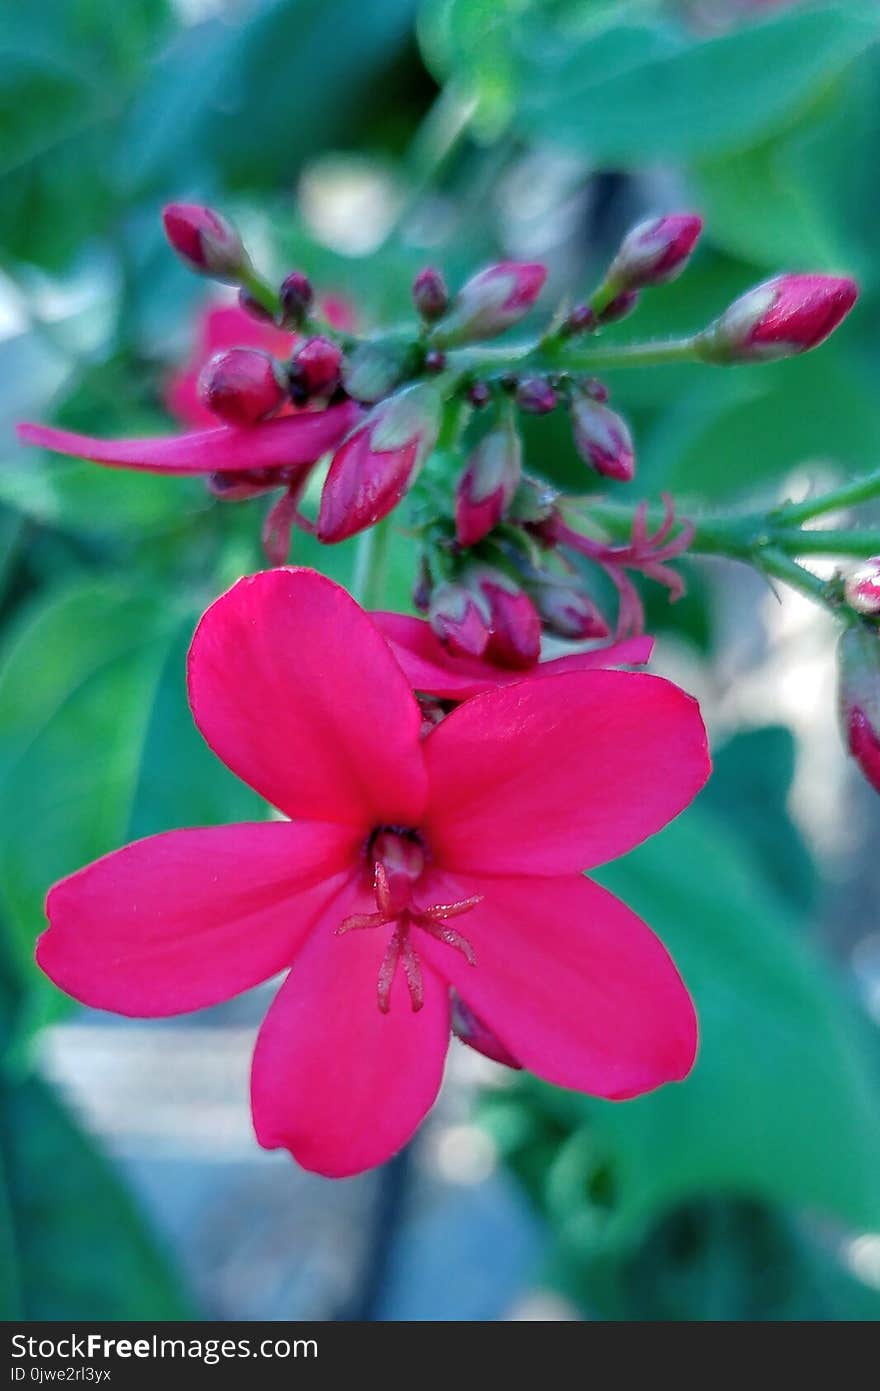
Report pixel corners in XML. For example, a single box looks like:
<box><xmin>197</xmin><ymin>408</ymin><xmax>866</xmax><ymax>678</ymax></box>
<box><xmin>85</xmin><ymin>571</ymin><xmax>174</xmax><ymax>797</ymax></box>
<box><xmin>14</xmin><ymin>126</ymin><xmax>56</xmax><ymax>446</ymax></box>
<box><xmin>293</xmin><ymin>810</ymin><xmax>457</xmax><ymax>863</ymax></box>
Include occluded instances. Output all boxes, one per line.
<box><xmin>37</xmin><ymin>569</ymin><xmax>708</xmax><ymax>1177</ymax></box>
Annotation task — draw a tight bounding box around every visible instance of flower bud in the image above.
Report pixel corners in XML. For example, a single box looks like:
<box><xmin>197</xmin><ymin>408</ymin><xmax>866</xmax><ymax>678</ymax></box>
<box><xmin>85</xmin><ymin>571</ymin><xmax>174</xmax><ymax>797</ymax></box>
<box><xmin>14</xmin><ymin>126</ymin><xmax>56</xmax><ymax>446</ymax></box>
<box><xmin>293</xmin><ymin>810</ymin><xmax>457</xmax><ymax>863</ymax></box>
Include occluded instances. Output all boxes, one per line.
<box><xmin>342</xmin><ymin>338</ymin><xmax>409</xmax><ymax>404</ymax></box>
<box><xmin>428</xmin><ymin>581</ymin><xmax>491</xmax><ymax>658</ymax></box>
<box><xmin>197</xmin><ymin>348</ymin><xmax>287</xmax><ymax>426</ymax></box>
<box><xmin>473</xmin><ymin>567</ymin><xmax>542</xmax><ymax>668</ymax></box>
<box><xmin>608</xmin><ymin>214</ymin><xmax>703</xmax><ymax>291</ymax></box>
<box><xmin>451</xmin><ymin>993</ymin><xmax>521</xmax><ymax>1069</ymax></box>
<box><xmin>237</xmin><ymin>287</ymin><xmax>277</xmax><ymax>324</ymax></box>
<box><xmin>570</xmin><ymin>394</ymin><xmax>635</xmax><ymax>482</ymax></box>
<box><xmin>534</xmin><ymin>580</ymin><xmax>610</xmax><ymax>640</ymax></box>
<box><xmin>508</xmin><ymin>476</ymin><xmax>559</xmax><ymax>525</ymax></box>
<box><xmin>162</xmin><ymin>203</ymin><xmax>248</xmax><ymax>282</ymax></box>
<box><xmin>697</xmin><ymin>273</ymin><xmax>858</xmax><ymax>364</ymax></box>
<box><xmin>438</xmin><ymin>262</ymin><xmax>547</xmax><ymax>346</ymax></box>
<box><xmin>289</xmin><ymin>336</ymin><xmax>342</xmax><ymax>402</ymax></box>
<box><xmin>317</xmin><ymin>381</ymin><xmax>442</xmax><ymax>543</ymax></box>
<box><xmin>412</xmin><ymin>267</ymin><xmax>449</xmax><ymax>323</ymax></box>
<box><xmin>455</xmin><ymin>417</ymin><xmax>522</xmax><ymax>548</ymax></box>
<box><xmin>279</xmin><ymin>270</ymin><xmax>314</xmax><ymax>329</ymax></box>
<box><xmin>838</xmin><ymin>624</ymin><xmax>880</xmax><ymax>793</ymax></box>
<box><xmin>515</xmin><ymin>376</ymin><xmax>557</xmax><ymax>414</ymax></box>
<box><xmin>565</xmin><ymin>303</ymin><xmax>595</xmax><ymax>335</ymax></box>
<box><xmin>845</xmin><ymin>558</ymin><xmax>880</xmax><ymax>616</ymax></box>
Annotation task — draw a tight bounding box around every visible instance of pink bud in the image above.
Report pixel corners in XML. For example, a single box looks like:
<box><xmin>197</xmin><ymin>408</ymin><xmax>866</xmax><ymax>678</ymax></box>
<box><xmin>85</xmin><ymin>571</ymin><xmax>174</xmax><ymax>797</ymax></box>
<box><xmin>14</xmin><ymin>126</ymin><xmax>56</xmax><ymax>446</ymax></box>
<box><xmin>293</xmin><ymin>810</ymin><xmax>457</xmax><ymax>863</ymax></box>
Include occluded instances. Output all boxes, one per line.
<box><xmin>515</xmin><ymin>376</ymin><xmax>557</xmax><ymax>414</ymax></box>
<box><xmin>279</xmin><ymin>270</ymin><xmax>314</xmax><ymax>328</ymax></box>
<box><xmin>428</xmin><ymin>582</ymin><xmax>491</xmax><ymax>658</ymax></box>
<box><xmin>317</xmin><ymin>381</ymin><xmax>442</xmax><ymax>542</ymax></box>
<box><xmin>473</xmin><ymin>568</ymin><xmax>542</xmax><ymax>668</ymax></box>
<box><xmin>571</xmin><ymin>395</ymin><xmax>635</xmax><ymax>482</ymax></box>
<box><xmin>289</xmin><ymin>336</ymin><xmax>342</xmax><ymax>401</ymax></box>
<box><xmin>197</xmin><ymin>348</ymin><xmax>287</xmax><ymax>426</ymax></box>
<box><xmin>535</xmin><ymin>581</ymin><xmax>610</xmax><ymax>640</ymax></box>
<box><xmin>565</xmin><ymin>303</ymin><xmax>595</xmax><ymax>335</ymax></box>
<box><xmin>609</xmin><ymin>214</ymin><xmax>703</xmax><ymax>291</ymax></box>
<box><xmin>412</xmin><ymin>267</ymin><xmax>449</xmax><ymax>322</ymax></box>
<box><xmin>838</xmin><ymin>625</ymin><xmax>880</xmax><ymax>793</ymax></box>
<box><xmin>438</xmin><ymin>262</ymin><xmax>547</xmax><ymax>345</ymax></box>
<box><xmin>455</xmin><ymin>418</ymin><xmax>522</xmax><ymax>547</ymax></box>
<box><xmin>845</xmin><ymin>558</ymin><xmax>880</xmax><ymax>616</ymax></box>
<box><xmin>162</xmin><ymin>203</ymin><xmax>247</xmax><ymax>281</ymax></box>
<box><xmin>698</xmin><ymin>273</ymin><xmax>858</xmax><ymax>363</ymax></box>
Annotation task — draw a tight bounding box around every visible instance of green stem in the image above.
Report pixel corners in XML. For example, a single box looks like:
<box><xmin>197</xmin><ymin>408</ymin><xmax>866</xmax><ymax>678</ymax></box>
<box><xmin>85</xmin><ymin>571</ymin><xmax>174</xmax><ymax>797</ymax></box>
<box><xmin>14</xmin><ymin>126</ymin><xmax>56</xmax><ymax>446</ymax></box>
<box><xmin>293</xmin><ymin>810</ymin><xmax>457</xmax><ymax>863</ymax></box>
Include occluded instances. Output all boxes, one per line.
<box><xmin>449</xmin><ymin>335</ymin><xmax>702</xmax><ymax>383</ymax></box>
<box><xmin>757</xmin><ymin>548</ymin><xmax>834</xmax><ymax>605</ymax></box>
<box><xmin>352</xmin><ymin>517</ymin><xmax>393</xmax><ymax>609</ymax></box>
<box><xmin>770</xmin><ymin>468</ymin><xmax>880</xmax><ymax>525</ymax></box>
<box><xmin>239</xmin><ymin>265</ymin><xmax>281</xmax><ymax>319</ymax></box>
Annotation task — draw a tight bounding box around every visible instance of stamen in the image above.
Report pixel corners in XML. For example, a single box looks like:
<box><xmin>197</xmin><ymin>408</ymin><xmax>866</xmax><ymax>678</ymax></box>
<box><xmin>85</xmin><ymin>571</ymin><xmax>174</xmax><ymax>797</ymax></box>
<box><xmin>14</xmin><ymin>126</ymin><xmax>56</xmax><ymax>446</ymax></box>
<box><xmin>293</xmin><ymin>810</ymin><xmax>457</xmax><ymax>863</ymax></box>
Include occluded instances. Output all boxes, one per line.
<box><xmin>417</xmin><ymin>919</ymin><xmax>477</xmax><ymax>967</ymax></box>
<box><xmin>337</xmin><ymin>909</ymin><xmax>394</xmax><ymax>934</ymax></box>
<box><xmin>377</xmin><ymin>925</ymin><xmax>403</xmax><ymax>1014</ymax></box>
<box><xmin>399</xmin><ymin>933</ymin><xmax>425</xmax><ymax>1011</ymax></box>
<box><xmin>415</xmin><ymin>895</ymin><xmax>483</xmax><ymax>923</ymax></box>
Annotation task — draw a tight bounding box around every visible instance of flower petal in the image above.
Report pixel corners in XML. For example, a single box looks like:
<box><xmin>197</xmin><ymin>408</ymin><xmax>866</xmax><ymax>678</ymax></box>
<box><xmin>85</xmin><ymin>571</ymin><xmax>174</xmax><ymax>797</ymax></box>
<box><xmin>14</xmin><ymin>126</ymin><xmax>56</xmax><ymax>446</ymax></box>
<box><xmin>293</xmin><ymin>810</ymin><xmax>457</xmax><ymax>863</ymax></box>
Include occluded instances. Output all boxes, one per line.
<box><xmin>17</xmin><ymin>402</ymin><xmax>360</xmax><ymax>475</ymax></box>
<box><xmin>252</xmin><ymin>899</ymin><xmax>450</xmax><ymax>1177</ymax></box>
<box><xmin>421</xmin><ymin>871</ymin><xmax>696</xmax><ymax>1098</ymax></box>
<box><xmin>374</xmin><ymin>611</ymin><xmax>653</xmax><ymax>700</ymax></box>
<box><xmin>188</xmin><ymin>568</ymin><xmax>428</xmax><ymax>827</ymax></box>
<box><xmin>422</xmin><ymin>669</ymin><xmax>709</xmax><ymax>874</ymax></box>
<box><xmin>37</xmin><ymin>820</ymin><xmax>360</xmax><ymax>1017</ymax></box>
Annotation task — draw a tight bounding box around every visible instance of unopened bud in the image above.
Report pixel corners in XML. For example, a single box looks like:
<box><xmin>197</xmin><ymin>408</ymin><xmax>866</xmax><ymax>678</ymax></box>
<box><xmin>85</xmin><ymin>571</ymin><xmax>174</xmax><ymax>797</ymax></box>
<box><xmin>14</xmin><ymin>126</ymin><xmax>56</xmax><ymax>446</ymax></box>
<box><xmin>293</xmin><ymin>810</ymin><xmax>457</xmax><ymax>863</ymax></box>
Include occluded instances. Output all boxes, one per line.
<box><xmin>279</xmin><ymin>271</ymin><xmax>315</xmax><ymax>329</ymax></box>
<box><xmin>534</xmin><ymin>580</ymin><xmax>610</xmax><ymax>640</ymax></box>
<box><xmin>317</xmin><ymin>381</ymin><xmax>443</xmax><ymax>543</ymax></box>
<box><xmin>438</xmin><ymin>262</ymin><xmax>547</xmax><ymax>346</ymax></box>
<box><xmin>198</xmin><ymin>348</ymin><xmax>287</xmax><ymax>426</ymax></box>
<box><xmin>571</xmin><ymin>394</ymin><xmax>635</xmax><ymax>481</ymax></box>
<box><xmin>508</xmin><ymin>476</ymin><xmax>559</xmax><ymax>525</ymax></box>
<box><xmin>428</xmin><ymin>581</ymin><xmax>491</xmax><ymax>658</ymax></box>
<box><xmin>473</xmin><ymin>567</ymin><xmax>541</xmax><ymax>668</ymax></box>
<box><xmin>412</xmin><ymin>266</ymin><xmax>449</xmax><ymax>322</ymax></box>
<box><xmin>467</xmin><ymin>381</ymin><xmax>492</xmax><ymax>409</ymax></box>
<box><xmin>608</xmin><ymin>213</ymin><xmax>703</xmax><ymax>291</ymax></box>
<box><xmin>289</xmin><ymin>336</ymin><xmax>342</xmax><ymax>401</ymax></box>
<box><xmin>838</xmin><ymin>624</ymin><xmax>880</xmax><ymax>793</ymax></box>
<box><xmin>565</xmin><ymin>303</ymin><xmax>595</xmax><ymax>335</ymax></box>
<box><xmin>697</xmin><ymin>273</ymin><xmax>858</xmax><ymax>364</ymax></box>
<box><xmin>162</xmin><ymin>203</ymin><xmax>248</xmax><ymax>282</ymax></box>
<box><xmin>455</xmin><ymin>416</ymin><xmax>522</xmax><ymax>547</ymax></box>
<box><xmin>845</xmin><ymin>558</ymin><xmax>880</xmax><ymax>616</ymax></box>
<box><xmin>597</xmin><ymin>289</ymin><xmax>639</xmax><ymax>325</ymax></box>
<box><xmin>515</xmin><ymin>376</ymin><xmax>557</xmax><ymax>414</ymax></box>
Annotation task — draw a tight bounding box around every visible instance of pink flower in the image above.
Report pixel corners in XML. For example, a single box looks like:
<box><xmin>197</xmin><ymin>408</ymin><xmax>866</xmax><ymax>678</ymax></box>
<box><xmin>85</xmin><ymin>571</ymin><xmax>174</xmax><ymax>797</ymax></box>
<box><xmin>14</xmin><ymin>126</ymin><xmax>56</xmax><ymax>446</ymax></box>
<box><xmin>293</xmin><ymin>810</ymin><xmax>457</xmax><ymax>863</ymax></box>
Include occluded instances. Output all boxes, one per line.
<box><xmin>38</xmin><ymin>568</ymin><xmax>708</xmax><ymax>1177</ymax></box>
<box><xmin>374</xmin><ymin>610</ymin><xmax>653</xmax><ymax>699</ymax></box>
<box><xmin>17</xmin><ymin>402</ymin><xmax>360</xmax><ymax>478</ymax></box>
<box><xmin>698</xmin><ymin>273</ymin><xmax>858</xmax><ymax>363</ymax></box>
<box><xmin>166</xmin><ymin>303</ymin><xmax>295</xmax><ymax>428</ymax></box>
<box><xmin>317</xmin><ymin>381</ymin><xmax>443</xmax><ymax>543</ymax></box>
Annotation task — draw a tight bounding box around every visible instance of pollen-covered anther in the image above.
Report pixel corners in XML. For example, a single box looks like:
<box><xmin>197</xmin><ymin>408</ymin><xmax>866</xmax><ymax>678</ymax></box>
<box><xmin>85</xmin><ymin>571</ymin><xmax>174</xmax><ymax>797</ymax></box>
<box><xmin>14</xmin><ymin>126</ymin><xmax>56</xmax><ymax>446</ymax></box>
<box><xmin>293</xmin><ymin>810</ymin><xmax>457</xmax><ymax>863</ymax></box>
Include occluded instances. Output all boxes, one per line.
<box><xmin>337</xmin><ymin>838</ymin><xmax>480</xmax><ymax>1012</ymax></box>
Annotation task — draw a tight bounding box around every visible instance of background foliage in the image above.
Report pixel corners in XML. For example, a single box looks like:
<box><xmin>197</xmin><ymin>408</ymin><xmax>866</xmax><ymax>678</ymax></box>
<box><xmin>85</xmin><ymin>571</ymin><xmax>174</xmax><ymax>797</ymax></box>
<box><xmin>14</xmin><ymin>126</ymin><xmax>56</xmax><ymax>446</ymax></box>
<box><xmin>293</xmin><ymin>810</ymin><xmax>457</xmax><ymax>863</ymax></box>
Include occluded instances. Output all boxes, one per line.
<box><xmin>1</xmin><ymin>0</ymin><xmax>880</xmax><ymax>1320</ymax></box>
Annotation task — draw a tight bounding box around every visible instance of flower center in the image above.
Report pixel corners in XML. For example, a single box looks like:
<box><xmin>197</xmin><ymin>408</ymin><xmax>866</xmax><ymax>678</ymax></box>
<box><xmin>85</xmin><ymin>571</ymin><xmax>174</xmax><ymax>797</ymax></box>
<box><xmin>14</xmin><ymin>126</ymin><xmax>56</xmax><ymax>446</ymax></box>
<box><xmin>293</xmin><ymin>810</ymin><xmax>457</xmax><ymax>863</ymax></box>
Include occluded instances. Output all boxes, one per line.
<box><xmin>336</xmin><ymin>828</ymin><xmax>480</xmax><ymax>1013</ymax></box>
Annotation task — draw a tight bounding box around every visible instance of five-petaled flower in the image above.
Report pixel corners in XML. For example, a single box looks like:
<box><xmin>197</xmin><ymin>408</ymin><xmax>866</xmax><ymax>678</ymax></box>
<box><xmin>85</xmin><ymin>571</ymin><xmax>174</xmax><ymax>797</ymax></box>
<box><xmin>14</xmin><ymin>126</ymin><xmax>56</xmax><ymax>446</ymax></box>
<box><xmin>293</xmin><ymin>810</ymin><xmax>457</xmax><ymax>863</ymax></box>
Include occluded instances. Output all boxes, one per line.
<box><xmin>37</xmin><ymin>568</ymin><xmax>709</xmax><ymax>1178</ymax></box>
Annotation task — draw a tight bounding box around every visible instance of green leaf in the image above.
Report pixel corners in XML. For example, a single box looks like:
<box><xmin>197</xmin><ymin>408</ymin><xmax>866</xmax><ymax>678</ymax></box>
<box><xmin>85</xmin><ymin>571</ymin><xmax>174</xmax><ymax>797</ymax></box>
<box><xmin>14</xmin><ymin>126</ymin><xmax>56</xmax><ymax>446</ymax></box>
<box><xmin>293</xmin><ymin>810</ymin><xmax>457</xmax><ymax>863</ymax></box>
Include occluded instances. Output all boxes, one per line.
<box><xmin>516</xmin><ymin>6</ymin><xmax>879</xmax><ymax>164</ymax></box>
<box><xmin>584</xmin><ymin>806</ymin><xmax>880</xmax><ymax>1241</ymax></box>
<box><xmin>0</xmin><ymin>1071</ymin><xmax>191</xmax><ymax>1319</ymax></box>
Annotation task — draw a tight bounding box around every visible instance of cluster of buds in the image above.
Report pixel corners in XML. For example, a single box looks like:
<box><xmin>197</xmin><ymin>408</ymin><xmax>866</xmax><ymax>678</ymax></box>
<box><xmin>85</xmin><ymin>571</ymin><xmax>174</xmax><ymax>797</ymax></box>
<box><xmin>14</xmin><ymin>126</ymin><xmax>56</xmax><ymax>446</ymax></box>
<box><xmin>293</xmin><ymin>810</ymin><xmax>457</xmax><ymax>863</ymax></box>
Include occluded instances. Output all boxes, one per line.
<box><xmin>18</xmin><ymin>198</ymin><xmax>860</xmax><ymax>669</ymax></box>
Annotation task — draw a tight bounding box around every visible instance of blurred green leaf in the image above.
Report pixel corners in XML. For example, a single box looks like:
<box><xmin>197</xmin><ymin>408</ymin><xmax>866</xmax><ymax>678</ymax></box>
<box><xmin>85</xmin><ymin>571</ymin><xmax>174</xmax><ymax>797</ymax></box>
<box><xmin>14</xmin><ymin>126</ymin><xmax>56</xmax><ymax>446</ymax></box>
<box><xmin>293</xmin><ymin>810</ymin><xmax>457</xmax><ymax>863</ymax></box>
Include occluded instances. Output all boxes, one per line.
<box><xmin>0</xmin><ymin>1071</ymin><xmax>191</xmax><ymax>1318</ymax></box>
<box><xmin>584</xmin><ymin>807</ymin><xmax>880</xmax><ymax>1241</ymax></box>
<box><xmin>516</xmin><ymin>6</ymin><xmax>879</xmax><ymax>164</ymax></box>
